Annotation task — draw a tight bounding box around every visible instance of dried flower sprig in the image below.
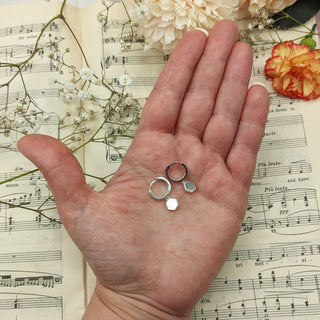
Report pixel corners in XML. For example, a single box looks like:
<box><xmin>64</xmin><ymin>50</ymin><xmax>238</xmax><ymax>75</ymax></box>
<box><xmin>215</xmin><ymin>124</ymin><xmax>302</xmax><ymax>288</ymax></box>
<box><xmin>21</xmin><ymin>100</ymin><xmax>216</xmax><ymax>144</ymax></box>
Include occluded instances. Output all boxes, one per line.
<box><xmin>0</xmin><ymin>0</ymin><xmax>144</xmax><ymax>221</ymax></box>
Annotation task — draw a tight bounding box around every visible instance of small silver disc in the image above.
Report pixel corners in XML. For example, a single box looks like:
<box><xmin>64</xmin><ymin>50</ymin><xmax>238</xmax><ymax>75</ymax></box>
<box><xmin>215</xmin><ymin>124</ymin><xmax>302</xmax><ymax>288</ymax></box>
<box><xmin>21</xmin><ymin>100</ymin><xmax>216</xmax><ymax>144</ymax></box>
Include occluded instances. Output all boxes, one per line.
<box><xmin>166</xmin><ymin>198</ymin><xmax>179</xmax><ymax>211</ymax></box>
<box><xmin>183</xmin><ymin>180</ymin><xmax>196</xmax><ymax>193</ymax></box>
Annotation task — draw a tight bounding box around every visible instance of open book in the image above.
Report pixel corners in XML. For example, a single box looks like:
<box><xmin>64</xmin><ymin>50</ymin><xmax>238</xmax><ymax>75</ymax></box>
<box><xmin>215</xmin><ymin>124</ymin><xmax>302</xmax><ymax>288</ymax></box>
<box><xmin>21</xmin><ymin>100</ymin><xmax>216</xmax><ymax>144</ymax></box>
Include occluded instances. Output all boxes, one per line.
<box><xmin>1</xmin><ymin>0</ymin><xmax>320</xmax><ymax>319</ymax></box>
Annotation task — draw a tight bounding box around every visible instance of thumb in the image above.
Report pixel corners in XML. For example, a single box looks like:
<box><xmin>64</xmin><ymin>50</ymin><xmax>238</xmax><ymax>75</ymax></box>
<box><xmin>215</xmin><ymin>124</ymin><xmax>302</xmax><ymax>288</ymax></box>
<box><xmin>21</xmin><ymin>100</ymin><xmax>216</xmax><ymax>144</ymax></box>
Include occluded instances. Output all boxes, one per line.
<box><xmin>17</xmin><ymin>134</ymin><xmax>91</xmax><ymax>223</ymax></box>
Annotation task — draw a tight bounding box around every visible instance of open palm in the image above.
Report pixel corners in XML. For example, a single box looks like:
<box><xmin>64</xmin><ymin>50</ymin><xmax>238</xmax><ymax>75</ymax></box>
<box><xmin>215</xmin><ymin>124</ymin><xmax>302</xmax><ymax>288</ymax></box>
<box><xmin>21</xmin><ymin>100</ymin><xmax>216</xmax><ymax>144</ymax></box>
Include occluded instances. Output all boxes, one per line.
<box><xmin>18</xmin><ymin>20</ymin><xmax>269</xmax><ymax>318</ymax></box>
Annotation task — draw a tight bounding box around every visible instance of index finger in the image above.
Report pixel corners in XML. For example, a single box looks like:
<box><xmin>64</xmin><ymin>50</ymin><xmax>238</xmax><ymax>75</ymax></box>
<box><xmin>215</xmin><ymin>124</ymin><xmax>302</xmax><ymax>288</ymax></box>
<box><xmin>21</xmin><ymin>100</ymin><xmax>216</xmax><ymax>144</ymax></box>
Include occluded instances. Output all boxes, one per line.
<box><xmin>138</xmin><ymin>29</ymin><xmax>208</xmax><ymax>133</ymax></box>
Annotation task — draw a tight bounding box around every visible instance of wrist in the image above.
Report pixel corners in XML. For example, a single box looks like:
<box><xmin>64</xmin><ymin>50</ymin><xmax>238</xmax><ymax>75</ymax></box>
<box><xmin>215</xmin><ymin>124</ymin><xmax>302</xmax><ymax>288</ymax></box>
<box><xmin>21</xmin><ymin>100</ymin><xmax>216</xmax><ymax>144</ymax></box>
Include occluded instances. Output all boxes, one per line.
<box><xmin>82</xmin><ymin>282</ymin><xmax>190</xmax><ymax>320</ymax></box>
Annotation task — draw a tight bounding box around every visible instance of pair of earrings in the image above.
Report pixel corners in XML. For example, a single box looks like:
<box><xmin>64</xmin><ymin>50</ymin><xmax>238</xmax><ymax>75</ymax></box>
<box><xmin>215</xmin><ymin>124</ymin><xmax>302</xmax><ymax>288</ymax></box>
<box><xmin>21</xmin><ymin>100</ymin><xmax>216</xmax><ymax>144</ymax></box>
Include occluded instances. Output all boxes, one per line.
<box><xmin>148</xmin><ymin>161</ymin><xmax>196</xmax><ymax>211</ymax></box>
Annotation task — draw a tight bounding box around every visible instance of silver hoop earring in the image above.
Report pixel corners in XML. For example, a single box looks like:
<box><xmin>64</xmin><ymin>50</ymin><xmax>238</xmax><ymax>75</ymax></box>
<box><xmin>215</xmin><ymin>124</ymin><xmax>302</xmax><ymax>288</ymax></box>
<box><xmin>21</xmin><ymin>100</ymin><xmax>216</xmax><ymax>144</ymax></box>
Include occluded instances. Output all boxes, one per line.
<box><xmin>149</xmin><ymin>177</ymin><xmax>179</xmax><ymax>211</ymax></box>
<box><xmin>166</xmin><ymin>161</ymin><xmax>196</xmax><ymax>193</ymax></box>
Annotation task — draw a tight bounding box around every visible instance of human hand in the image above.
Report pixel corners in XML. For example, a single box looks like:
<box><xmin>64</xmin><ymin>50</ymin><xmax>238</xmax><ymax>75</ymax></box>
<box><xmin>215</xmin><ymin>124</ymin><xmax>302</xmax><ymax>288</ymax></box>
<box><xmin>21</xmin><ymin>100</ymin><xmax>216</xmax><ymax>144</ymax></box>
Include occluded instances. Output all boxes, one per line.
<box><xmin>18</xmin><ymin>20</ymin><xmax>269</xmax><ymax>319</ymax></box>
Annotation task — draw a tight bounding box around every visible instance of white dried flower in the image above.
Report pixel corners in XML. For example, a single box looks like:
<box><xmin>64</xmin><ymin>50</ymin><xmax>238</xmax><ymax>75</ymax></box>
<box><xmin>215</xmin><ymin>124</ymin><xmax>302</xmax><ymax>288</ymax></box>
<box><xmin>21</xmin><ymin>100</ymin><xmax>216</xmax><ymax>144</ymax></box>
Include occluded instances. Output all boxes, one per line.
<box><xmin>81</xmin><ymin>112</ymin><xmax>90</xmax><ymax>121</ymax></box>
<box><xmin>239</xmin><ymin>0</ymin><xmax>298</xmax><ymax>18</ymax></box>
<box><xmin>16</xmin><ymin>118</ymin><xmax>27</xmax><ymax>127</ymax></box>
<box><xmin>119</xmin><ymin>74</ymin><xmax>132</xmax><ymax>86</ymax></box>
<box><xmin>31</xmin><ymin>123</ymin><xmax>41</xmax><ymax>133</ymax></box>
<box><xmin>247</xmin><ymin>22</ymin><xmax>254</xmax><ymax>30</ymax></box>
<box><xmin>143</xmin><ymin>44</ymin><xmax>151</xmax><ymax>52</ymax></box>
<box><xmin>78</xmin><ymin>90</ymin><xmax>92</xmax><ymax>101</ymax></box>
<box><xmin>64</xmin><ymin>81</ymin><xmax>76</xmax><ymax>92</ymax></box>
<box><xmin>80</xmin><ymin>126</ymin><xmax>91</xmax><ymax>134</ymax></box>
<box><xmin>6</xmin><ymin>110</ymin><xmax>15</xmax><ymax>121</ymax></box>
<box><xmin>64</xmin><ymin>92</ymin><xmax>77</xmax><ymax>103</ymax></box>
<box><xmin>136</xmin><ymin>0</ymin><xmax>239</xmax><ymax>53</ymax></box>
<box><xmin>136</xmin><ymin>5</ymin><xmax>149</xmax><ymax>19</ymax></box>
<box><xmin>266</xmin><ymin>18</ymin><xmax>274</xmax><ymax>25</ymax></box>
<box><xmin>79</xmin><ymin>67</ymin><xmax>94</xmax><ymax>81</ymax></box>
<box><xmin>73</xmin><ymin>117</ymin><xmax>81</xmax><ymax>125</ymax></box>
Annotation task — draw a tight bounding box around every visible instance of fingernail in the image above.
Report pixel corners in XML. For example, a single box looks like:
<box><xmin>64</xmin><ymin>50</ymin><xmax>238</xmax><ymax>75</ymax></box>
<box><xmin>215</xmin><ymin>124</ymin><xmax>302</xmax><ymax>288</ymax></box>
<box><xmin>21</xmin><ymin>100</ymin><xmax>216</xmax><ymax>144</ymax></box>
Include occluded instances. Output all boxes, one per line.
<box><xmin>250</xmin><ymin>82</ymin><xmax>266</xmax><ymax>88</ymax></box>
<box><xmin>194</xmin><ymin>27</ymin><xmax>209</xmax><ymax>37</ymax></box>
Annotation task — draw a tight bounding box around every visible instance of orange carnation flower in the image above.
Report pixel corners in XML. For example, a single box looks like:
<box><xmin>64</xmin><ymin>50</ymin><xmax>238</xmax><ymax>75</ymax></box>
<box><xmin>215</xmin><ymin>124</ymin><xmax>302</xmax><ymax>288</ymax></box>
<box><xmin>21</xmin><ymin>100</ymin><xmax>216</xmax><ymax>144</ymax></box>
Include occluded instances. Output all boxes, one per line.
<box><xmin>265</xmin><ymin>41</ymin><xmax>320</xmax><ymax>100</ymax></box>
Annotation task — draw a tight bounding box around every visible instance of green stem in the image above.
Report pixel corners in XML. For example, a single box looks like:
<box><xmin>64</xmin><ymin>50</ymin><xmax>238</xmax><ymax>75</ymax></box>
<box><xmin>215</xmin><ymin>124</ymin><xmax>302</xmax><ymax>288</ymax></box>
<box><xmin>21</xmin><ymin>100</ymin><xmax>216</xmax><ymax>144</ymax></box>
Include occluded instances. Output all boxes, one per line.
<box><xmin>60</xmin><ymin>16</ymin><xmax>90</xmax><ymax>67</ymax></box>
<box><xmin>0</xmin><ymin>169</ymin><xmax>39</xmax><ymax>185</ymax></box>
<box><xmin>0</xmin><ymin>200</ymin><xmax>61</xmax><ymax>224</ymax></box>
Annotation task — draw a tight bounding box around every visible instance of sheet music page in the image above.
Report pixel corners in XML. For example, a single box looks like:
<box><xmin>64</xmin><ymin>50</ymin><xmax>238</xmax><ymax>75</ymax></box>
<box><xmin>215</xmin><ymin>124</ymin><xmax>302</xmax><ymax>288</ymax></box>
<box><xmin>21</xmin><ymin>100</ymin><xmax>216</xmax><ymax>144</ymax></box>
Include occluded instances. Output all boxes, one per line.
<box><xmin>82</xmin><ymin>0</ymin><xmax>167</xmax><ymax>189</ymax></box>
<box><xmin>190</xmin><ymin>21</ymin><xmax>320</xmax><ymax>320</ymax></box>
<box><xmin>81</xmin><ymin>1</ymin><xmax>320</xmax><ymax>318</ymax></box>
<box><xmin>1</xmin><ymin>0</ymin><xmax>320</xmax><ymax>318</ymax></box>
<box><xmin>78</xmin><ymin>0</ymin><xmax>170</xmax><ymax>301</ymax></box>
<box><xmin>0</xmin><ymin>1</ymin><xmax>85</xmax><ymax>319</ymax></box>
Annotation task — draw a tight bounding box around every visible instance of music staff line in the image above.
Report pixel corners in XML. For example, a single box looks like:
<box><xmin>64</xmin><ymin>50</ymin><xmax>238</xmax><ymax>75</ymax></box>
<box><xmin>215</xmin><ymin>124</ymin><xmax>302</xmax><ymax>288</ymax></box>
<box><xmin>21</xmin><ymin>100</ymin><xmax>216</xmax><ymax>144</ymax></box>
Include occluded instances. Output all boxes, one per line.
<box><xmin>228</xmin><ymin>243</ymin><xmax>320</xmax><ymax>263</ymax></box>
<box><xmin>0</xmin><ymin>295</ymin><xmax>62</xmax><ymax>310</ymax></box>
<box><xmin>0</xmin><ymin>191</ymin><xmax>55</xmax><ymax>210</ymax></box>
<box><xmin>0</xmin><ymin>169</ymin><xmax>44</xmax><ymax>185</ymax></box>
<box><xmin>0</xmin><ymin>217</ymin><xmax>60</xmax><ymax>233</ymax></box>
<box><xmin>260</xmin><ymin>137</ymin><xmax>307</xmax><ymax>151</ymax></box>
<box><xmin>266</xmin><ymin>115</ymin><xmax>303</xmax><ymax>127</ymax></box>
<box><xmin>210</xmin><ymin>271</ymin><xmax>320</xmax><ymax>293</ymax></box>
<box><xmin>0</xmin><ymin>44</ymin><xmax>40</xmax><ymax>60</ymax></box>
<box><xmin>247</xmin><ymin>188</ymin><xmax>316</xmax><ymax>211</ymax></box>
<box><xmin>253</xmin><ymin>162</ymin><xmax>311</xmax><ymax>180</ymax></box>
<box><xmin>192</xmin><ymin>298</ymin><xmax>320</xmax><ymax>320</ymax></box>
<box><xmin>0</xmin><ymin>62</ymin><xmax>60</xmax><ymax>79</ymax></box>
<box><xmin>241</xmin><ymin>211</ymin><xmax>320</xmax><ymax>234</ymax></box>
<box><xmin>0</xmin><ymin>250</ymin><xmax>61</xmax><ymax>264</ymax></box>
<box><xmin>0</xmin><ymin>274</ymin><xmax>62</xmax><ymax>289</ymax></box>
<box><xmin>0</xmin><ymin>22</ymin><xmax>59</xmax><ymax>38</ymax></box>
<box><xmin>104</xmin><ymin>33</ymin><xmax>145</xmax><ymax>45</ymax></box>
<box><xmin>0</xmin><ymin>88</ymin><xmax>60</xmax><ymax>106</ymax></box>
<box><xmin>269</xmin><ymin>92</ymin><xmax>295</xmax><ymax>107</ymax></box>
<box><xmin>105</xmin><ymin>54</ymin><xmax>168</xmax><ymax>68</ymax></box>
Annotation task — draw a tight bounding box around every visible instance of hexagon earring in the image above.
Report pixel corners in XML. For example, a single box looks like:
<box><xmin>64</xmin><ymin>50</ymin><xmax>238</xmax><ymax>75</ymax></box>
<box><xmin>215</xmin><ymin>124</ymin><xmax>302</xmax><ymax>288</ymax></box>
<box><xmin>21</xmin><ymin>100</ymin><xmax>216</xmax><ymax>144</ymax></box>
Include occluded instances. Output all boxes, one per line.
<box><xmin>149</xmin><ymin>177</ymin><xmax>179</xmax><ymax>211</ymax></box>
<box><xmin>166</xmin><ymin>161</ymin><xmax>196</xmax><ymax>193</ymax></box>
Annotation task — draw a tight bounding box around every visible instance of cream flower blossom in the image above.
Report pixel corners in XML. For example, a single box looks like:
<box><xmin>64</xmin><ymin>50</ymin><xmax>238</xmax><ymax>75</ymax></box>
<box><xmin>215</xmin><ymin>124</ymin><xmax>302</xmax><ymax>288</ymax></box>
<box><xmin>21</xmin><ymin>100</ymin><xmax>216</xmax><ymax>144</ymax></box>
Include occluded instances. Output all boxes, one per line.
<box><xmin>79</xmin><ymin>67</ymin><xmax>94</xmax><ymax>81</ymax></box>
<box><xmin>136</xmin><ymin>0</ymin><xmax>239</xmax><ymax>53</ymax></box>
<box><xmin>119</xmin><ymin>74</ymin><xmax>132</xmax><ymax>86</ymax></box>
<box><xmin>239</xmin><ymin>0</ymin><xmax>298</xmax><ymax>17</ymax></box>
<box><xmin>136</xmin><ymin>5</ymin><xmax>149</xmax><ymax>19</ymax></box>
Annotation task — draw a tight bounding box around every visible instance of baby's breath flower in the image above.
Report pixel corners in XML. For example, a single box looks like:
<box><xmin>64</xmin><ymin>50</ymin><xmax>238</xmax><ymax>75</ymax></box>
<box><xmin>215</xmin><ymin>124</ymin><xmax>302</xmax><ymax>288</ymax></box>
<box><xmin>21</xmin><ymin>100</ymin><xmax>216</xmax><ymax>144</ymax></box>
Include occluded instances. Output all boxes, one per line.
<box><xmin>79</xmin><ymin>67</ymin><xmax>94</xmax><ymax>81</ymax></box>
<box><xmin>78</xmin><ymin>90</ymin><xmax>92</xmax><ymax>101</ymax></box>
<box><xmin>81</xmin><ymin>112</ymin><xmax>90</xmax><ymax>121</ymax></box>
<box><xmin>135</xmin><ymin>5</ymin><xmax>149</xmax><ymax>19</ymax></box>
<box><xmin>64</xmin><ymin>81</ymin><xmax>76</xmax><ymax>92</ymax></box>
<box><xmin>31</xmin><ymin>123</ymin><xmax>41</xmax><ymax>133</ymax></box>
<box><xmin>80</xmin><ymin>126</ymin><xmax>91</xmax><ymax>134</ymax></box>
<box><xmin>6</xmin><ymin>110</ymin><xmax>15</xmax><ymax>121</ymax></box>
<box><xmin>73</xmin><ymin>116</ymin><xmax>81</xmax><ymax>125</ymax></box>
<box><xmin>119</xmin><ymin>74</ymin><xmax>132</xmax><ymax>86</ymax></box>
<box><xmin>266</xmin><ymin>18</ymin><xmax>274</xmax><ymax>25</ymax></box>
<box><xmin>64</xmin><ymin>92</ymin><xmax>77</xmax><ymax>103</ymax></box>
<box><xmin>143</xmin><ymin>44</ymin><xmax>151</xmax><ymax>52</ymax></box>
